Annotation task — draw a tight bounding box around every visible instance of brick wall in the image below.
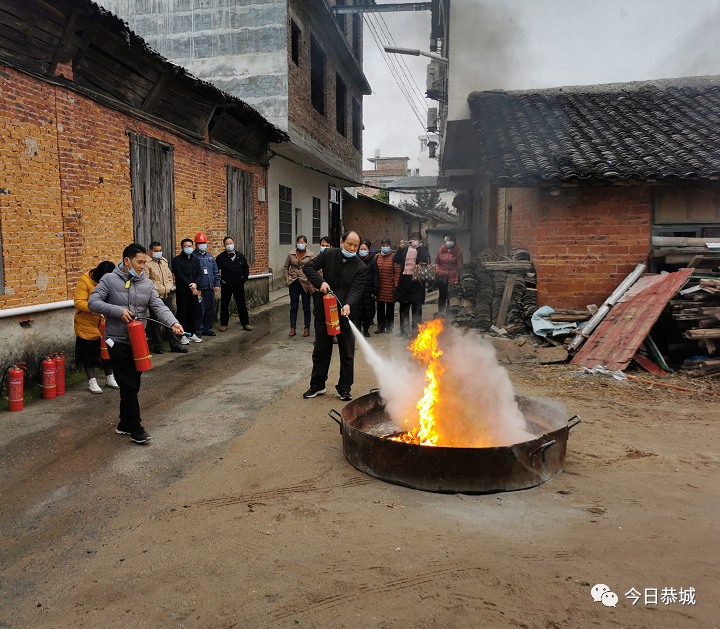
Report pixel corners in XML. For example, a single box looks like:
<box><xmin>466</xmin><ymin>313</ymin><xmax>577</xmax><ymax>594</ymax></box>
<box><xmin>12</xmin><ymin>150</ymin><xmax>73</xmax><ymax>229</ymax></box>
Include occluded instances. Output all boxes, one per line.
<box><xmin>506</xmin><ymin>186</ymin><xmax>652</xmax><ymax>309</ymax></box>
<box><xmin>367</xmin><ymin>158</ymin><xmax>409</xmax><ymax>174</ymax></box>
<box><xmin>342</xmin><ymin>196</ymin><xmax>410</xmax><ymax>248</ymax></box>
<box><xmin>0</xmin><ymin>65</ymin><xmax>269</xmax><ymax>310</ymax></box>
<box><xmin>287</xmin><ymin>0</ymin><xmax>363</xmax><ymax>175</ymax></box>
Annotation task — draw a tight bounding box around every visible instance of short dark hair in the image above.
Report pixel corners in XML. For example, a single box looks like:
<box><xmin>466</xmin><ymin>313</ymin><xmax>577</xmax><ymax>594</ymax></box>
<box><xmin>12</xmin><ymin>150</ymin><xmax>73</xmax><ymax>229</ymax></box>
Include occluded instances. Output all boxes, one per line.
<box><xmin>296</xmin><ymin>234</ymin><xmax>307</xmax><ymax>244</ymax></box>
<box><xmin>223</xmin><ymin>236</ymin><xmax>234</xmax><ymax>244</ymax></box>
<box><xmin>149</xmin><ymin>241</ymin><xmax>162</xmax><ymax>250</ymax></box>
<box><xmin>341</xmin><ymin>230</ymin><xmax>359</xmax><ymax>242</ymax></box>
<box><xmin>181</xmin><ymin>238</ymin><xmax>193</xmax><ymax>248</ymax></box>
<box><xmin>443</xmin><ymin>232</ymin><xmax>456</xmax><ymax>241</ymax></box>
<box><xmin>381</xmin><ymin>238</ymin><xmax>391</xmax><ymax>246</ymax></box>
<box><xmin>91</xmin><ymin>261</ymin><xmax>115</xmax><ymax>283</ymax></box>
<box><xmin>123</xmin><ymin>243</ymin><xmax>146</xmax><ymax>260</ymax></box>
<box><xmin>409</xmin><ymin>231</ymin><xmax>422</xmax><ymax>241</ymax></box>
<box><xmin>320</xmin><ymin>236</ymin><xmax>332</xmax><ymax>245</ymax></box>
<box><xmin>360</xmin><ymin>239</ymin><xmax>372</xmax><ymax>249</ymax></box>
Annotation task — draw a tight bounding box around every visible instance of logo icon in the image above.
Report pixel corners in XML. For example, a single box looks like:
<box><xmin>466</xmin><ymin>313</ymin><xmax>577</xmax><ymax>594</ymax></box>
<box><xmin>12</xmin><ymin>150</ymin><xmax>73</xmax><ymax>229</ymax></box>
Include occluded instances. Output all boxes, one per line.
<box><xmin>602</xmin><ymin>591</ymin><xmax>619</xmax><ymax>607</ymax></box>
<box><xmin>592</xmin><ymin>584</ymin><xmax>618</xmax><ymax>607</ymax></box>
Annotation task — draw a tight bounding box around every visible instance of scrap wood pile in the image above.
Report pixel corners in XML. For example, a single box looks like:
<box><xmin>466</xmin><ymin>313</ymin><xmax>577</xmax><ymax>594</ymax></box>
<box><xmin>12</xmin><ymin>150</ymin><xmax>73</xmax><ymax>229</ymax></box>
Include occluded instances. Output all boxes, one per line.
<box><xmin>679</xmin><ymin>356</ymin><xmax>720</xmax><ymax>378</ymax></box>
<box><xmin>450</xmin><ymin>248</ymin><xmax>537</xmax><ymax>335</ymax></box>
<box><xmin>665</xmin><ymin>277</ymin><xmax>720</xmax><ymax>358</ymax></box>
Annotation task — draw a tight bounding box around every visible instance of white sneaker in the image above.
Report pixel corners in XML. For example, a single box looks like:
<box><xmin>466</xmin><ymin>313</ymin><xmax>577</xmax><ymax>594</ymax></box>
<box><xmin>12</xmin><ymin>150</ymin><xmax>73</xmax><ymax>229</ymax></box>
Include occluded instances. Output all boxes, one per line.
<box><xmin>189</xmin><ymin>334</ymin><xmax>203</xmax><ymax>343</ymax></box>
<box><xmin>106</xmin><ymin>374</ymin><xmax>120</xmax><ymax>389</ymax></box>
<box><xmin>89</xmin><ymin>378</ymin><xmax>103</xmax><ymax>394</ymax></box>
<box><xmin>179</xmin><ymin>335</ymin><xmax>190</xmax><ymax>345</ymax></box>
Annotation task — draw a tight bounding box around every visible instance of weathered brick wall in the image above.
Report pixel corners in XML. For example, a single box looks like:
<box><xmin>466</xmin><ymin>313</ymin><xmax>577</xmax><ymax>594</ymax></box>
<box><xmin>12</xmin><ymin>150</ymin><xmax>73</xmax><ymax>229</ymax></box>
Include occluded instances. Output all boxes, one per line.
<box><xmin>367</xmin><ymin>158</ymin><xmax>409</xmax><ymax>174</ymax></box>
<box><xmin>506</xmin><ymin>186</ymin><xmax>652</xmax><ymax>309</ymax></box>
<box><xmin>343</xmin><ymin>196</ymin><xmax>410</xmax><ymax>248</ymax></box>
<box><xmin>0</xmin><ymin>65</ymin><xmax>269</xmax><ymax>311</ymax></box>
<box><xmin>287</xmin><ymin>0</ymin><xmax>363</xmax><ymax>175</ymax></box>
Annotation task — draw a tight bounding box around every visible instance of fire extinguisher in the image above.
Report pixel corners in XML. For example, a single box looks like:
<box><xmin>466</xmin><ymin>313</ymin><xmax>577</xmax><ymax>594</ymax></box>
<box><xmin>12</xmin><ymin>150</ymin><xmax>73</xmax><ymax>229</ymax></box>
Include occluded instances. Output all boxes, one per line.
<box><xmin>42</xmin><ymin>355</ymin><xmax>57</xmax><ymax>399</ymax></box>
<box><xmin>128</xmin><ymin>319</ymin><xmax>153</xmax><ymax>371</ymax></box>
<box><xmin>53</xmin><ymin>352</ymin><xmax>66</xmax><ymax>396</ymax></box>
<box><xmin>1</xmin><ymin>362</ymin><xmax>26</xmax><ymax>411</ymax></box>
<box><xmin>323</xmin><ymin>293</ymin><xmax>341</xmax><ymax>336</ymax></box>
<box><xmin>99</xmin><ymin>319</ymin><xmax>109</xmax><ymax>360</ymax></box>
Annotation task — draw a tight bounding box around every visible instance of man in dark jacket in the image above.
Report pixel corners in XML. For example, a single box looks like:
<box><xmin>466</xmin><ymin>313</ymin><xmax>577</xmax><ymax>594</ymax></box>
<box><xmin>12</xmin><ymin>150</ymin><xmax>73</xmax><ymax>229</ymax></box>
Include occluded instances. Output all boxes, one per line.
<box><xmin>88</xmin><ymin>243</ymin><xmax>184</xmax><ymax>443</ymax></box>
<box><xmin>303</xmin><ymin>230</ymin><xmax>366</xmax><ymax>401</ymax></box>
<box><xmin>216</xmin><ymin>236</ymin><xmax>251</xmax><ymax>332</ymax></box>
<box><xmin>172</xmin><ymin>238</ymin><xmax>203</xmax><ymax>344</ymax></box>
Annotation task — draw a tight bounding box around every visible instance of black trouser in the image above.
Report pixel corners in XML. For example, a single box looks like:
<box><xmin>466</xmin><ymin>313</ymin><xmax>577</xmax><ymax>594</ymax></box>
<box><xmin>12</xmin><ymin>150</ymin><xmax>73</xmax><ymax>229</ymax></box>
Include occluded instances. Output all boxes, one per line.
<box><xmin>359</xmin><ymin>298</ymin><xmax>375</xmax><ymax>330</ymax></box>
<box><xmin>310</xmin><ymin>318</ymin><xmax>355</xmax><ymax>393</ymax></box>
<box><xmin>107</xmin><ymin>342</ymin><xmax>143</xmax><ymax>430</ymax></box>
<box><xmin>376</xmin><ymin>301</ymin><xmax>395</xmax><ymax>331</ymax></box>
<box><xmin>176</xmin><ymin>292</ymin><xmax>197</xmax><ymax>335</ymax></box>
<box><xmin>148</xmin><ymin>296</ymin><xmax>180</xmax><ymax>350</ymax></box>
<box><xmin>437</xmin><ymin>279</ymin><xmax>449</xmax><ymax>313</ymax></box>
<box><xmin>399</xmin><ymin>300</ymin><xmax>423</xmax><ymax>335</ymax></box>
<box><xmin>220</xmin><ymin>281</ymin><xmax>249</xmax><ymax>327</ymax></box>
<box><xmin>289</xmin><ymin>279</ymin><xmax>311</xmax><ymax>329</ymax></box>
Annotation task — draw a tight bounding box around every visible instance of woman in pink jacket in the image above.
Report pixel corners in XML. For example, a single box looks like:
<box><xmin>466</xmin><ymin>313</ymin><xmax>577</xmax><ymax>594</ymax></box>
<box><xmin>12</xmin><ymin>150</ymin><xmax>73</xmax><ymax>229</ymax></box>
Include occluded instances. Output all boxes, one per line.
<box><xmin>434</xmin><ymin>232</ymin><xmax>463</xmax><ymax>314</ymax></box>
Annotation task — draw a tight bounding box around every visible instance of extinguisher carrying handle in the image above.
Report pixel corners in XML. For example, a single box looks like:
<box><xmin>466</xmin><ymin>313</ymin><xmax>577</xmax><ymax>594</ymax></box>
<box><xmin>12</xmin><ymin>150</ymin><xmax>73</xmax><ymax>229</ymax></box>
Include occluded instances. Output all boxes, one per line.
<box><xmin>326</xmin><ymin>290</ymin><xmax>350</xmax><ymax>318</ymax></box>
<box><xmin>131</xmin><ymin>315</ymin><xmax>192</xmax><ymax>336</ymax></box>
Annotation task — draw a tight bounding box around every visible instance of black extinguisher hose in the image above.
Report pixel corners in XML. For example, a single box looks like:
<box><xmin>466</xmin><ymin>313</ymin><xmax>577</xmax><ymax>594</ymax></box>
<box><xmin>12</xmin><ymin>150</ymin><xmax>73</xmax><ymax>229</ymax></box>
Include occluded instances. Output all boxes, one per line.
<box><xmin>132</xmin><ymin>315</ymin><xmax>192</xmax><ymax>336</ymax></box>
<box><xmin>0</xmin><ymin>366</ymin><xmax>10</xmax><ymax>399</ymax></box>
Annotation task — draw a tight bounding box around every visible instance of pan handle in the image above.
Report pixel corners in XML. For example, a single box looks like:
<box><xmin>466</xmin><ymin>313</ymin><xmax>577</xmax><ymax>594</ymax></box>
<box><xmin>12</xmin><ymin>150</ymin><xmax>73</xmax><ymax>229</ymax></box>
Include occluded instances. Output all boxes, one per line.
<box><xmin>567</xmin><ymin>415</ymin><xmax>582</xmax><ymax>431</ymax></box>
<box><xmin>328</xmin><ymin>409</ymin><xmax>343</xmax><ymax>434</ymax></box>
<box><xmin>530</xmin><ymin>439</ymin><xmax>556</xmax><ymax>464</ymax></box>
<box><xmin>370</xmin><ymin>388</ymin><xmax>380</xmax><ymax>394</ymax></box>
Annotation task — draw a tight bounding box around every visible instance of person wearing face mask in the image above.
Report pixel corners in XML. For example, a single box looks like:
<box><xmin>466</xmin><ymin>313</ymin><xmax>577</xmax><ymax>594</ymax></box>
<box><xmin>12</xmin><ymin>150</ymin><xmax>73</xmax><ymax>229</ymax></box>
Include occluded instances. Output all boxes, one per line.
<box><xmin>88</xmin><ymin>243</ymin><xmax>184</xmax><ymax>444</ymax></box>
<box><xmin>374</xmin><ymin>238</ymin><xmax>400</xmax><ymax>334</ymax></box>
<box><xmin>283</xmin><ymin>235</ymin><xmax>315</xmax><ymax>337</ymax></box>
<box><xmin>216</xmin><ymin>236</ymin><xmax>251</xmax><ymax>332</ymax></box>
<box><xmin>192</xmin><ymin>233</ymin><xmax>221</xmax><ymax>339</ymax></box>
<box><xmin>434</xmin><ymin>232</ymin><xmax>464</xmax><ymax>315</ymax></box>
<box><xmin>357</xmin><ymin>240</ymin><xmax>379</xmax><ymax>337</ymax></box>
<box><xmin>145</xmin><ymin>241</ymin><xmax>186</xmax><ymax>354</ymax></box>
<box><xmin>319</xmin><ymin>236</ymin><xmax>332</xmax><ymax>253</ymax></box>
<box><xmin>302</xmin><ymin>230</ymin><xmax>366</xmax><ymax>401</ymax></box>
<box><xmin>172</xmin><ymin>238</ymin><xmax>203</xmax><ymax>344</ymax></box>
<box><xmin>393</xmin><ymin>232</ymin><xmax>431</xmax><ymax>338</ymax></box>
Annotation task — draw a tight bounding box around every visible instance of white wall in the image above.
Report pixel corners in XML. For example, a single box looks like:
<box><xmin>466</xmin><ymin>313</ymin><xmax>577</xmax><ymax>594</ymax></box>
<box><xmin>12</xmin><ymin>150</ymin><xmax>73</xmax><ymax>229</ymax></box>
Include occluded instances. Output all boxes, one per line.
<box><xmin>448</xmin><ymin>0</ymin><xmax>720</xmax><ymax>120</ymax></box>
<box><xmin>268</xmin><ymin>159</ymin><xmax>344</xmax><ymax>283</ymax></box>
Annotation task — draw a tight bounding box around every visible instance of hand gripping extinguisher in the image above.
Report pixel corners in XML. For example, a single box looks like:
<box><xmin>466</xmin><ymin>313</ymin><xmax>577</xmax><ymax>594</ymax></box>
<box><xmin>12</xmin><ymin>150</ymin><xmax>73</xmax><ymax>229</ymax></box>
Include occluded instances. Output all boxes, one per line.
<box><xmin>42</xmin><ymin>355</ymin><xmax>57</xmax><ymax>399</ymax></box>
<box><xmin>128</xmin><ymin>319</ymin><xmax>153</xmax><ymax>371</ymax></box>
<box><xmin>1</xmin><ymin>363</ymin><xmax>26</xmax><ymax>411</ymax></box>
<box><xmin>323</xmin><ymin>291</ymin><xmax>341</xmax><ymax>336</ymax></box>
<box><xmin>53</xmin><ymin>352</ymin><xmax>66</xmax><ymax>396</ymax></box>
<box><xmin>99</xmin><ymin>319</ymin><xmax>110</xmax><ymax>360</ymax></box>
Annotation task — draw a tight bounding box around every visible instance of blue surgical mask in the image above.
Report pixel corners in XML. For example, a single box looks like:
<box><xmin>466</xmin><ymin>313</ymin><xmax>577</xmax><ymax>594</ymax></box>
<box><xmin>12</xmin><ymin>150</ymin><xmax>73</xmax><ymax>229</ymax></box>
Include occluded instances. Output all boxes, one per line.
<box><xmin>359</xmin><ymin>250</ymin><xmax>368</xmax><ymax>257</ymax></box>
<box><xmin>297</xmin><ymin>243</ymin><xmax>306</xmax><ymax>251</ymax></box>
<box><xmin>320</xmin><ymin>246</ymin><xmax>327</xmax><ymax>252</ymax></box>
<box><xmin>152</xmin><ymin>251</ymin><xmax>162</xmax><ymax>259</ymax></box>
<box><xmin>225</xmin><ymin>244</ymin><xmax>235</xmax><ymax>252</ymax></box>
<box><xmin>445</xmin><ymin>241</ymin><xmax>455</xmax><ymax>248</ymax></box>
<box><xmin>198</xmin><ymin>243</ymin><xmax>207</xmax><ymax>252</ymax></box>
<box><xmin>381</xmin><ymin>246</ymin><xmax>391</xmax><ymax>254</ymax></box>
<box><xmin>411</xmin><ymin>240</ymin><xmax>419</xmax><ymax>247</ymax></box>
<box><xmin>341</xmin><ymin>248</ymin><xmax>356</xmax><ymax>258</ymax></box>
<box><xmin>128</xmin><ymin>267</ymin><xmax>143</xmax><ymax>278</ymax></box>
<box><xmin>183</xmin><ymin>247</ymin><xmax>193</xmax><ymax>256</ymax></box>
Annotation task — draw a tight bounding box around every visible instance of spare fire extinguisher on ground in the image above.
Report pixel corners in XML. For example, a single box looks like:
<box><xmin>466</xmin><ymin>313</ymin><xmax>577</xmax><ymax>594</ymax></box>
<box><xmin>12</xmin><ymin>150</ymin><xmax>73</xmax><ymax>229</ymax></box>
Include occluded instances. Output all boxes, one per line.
<box><xmin>323</xmin><ymin>292</ymin><xmax>341</xmax><ymax>336</ymax></box>
<box><xmin>100</xmin><ymin>319</ymin><xmax>109</xmax><ymax>360</ymax></box>
<box><xmin>42</xmin><ymin>355</ymin><xmax>57</xmax><ymax>399</ymax></box>
<box><xmin>128</xmin><ymin>319</ymin><xmax>153</xmax><ymax>371</ymax></box>
<box><xmin>53</xmin><ymin>352</ymin><xmax>66</xmax><ymax>396</ymax></box>
<box><xmin>1</xmin><ymin>362</ymin><xmax>26</xmax><ymax>411</ymax></box>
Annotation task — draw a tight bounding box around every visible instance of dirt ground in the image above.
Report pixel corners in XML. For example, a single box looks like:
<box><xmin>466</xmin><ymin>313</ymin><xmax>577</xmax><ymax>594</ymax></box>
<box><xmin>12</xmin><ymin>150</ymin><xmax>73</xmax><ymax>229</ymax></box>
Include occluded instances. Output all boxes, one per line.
<box><xmin>1</xmin><ymin>299</ymin><xmax>718</xmax><ymax>629</ymax></box>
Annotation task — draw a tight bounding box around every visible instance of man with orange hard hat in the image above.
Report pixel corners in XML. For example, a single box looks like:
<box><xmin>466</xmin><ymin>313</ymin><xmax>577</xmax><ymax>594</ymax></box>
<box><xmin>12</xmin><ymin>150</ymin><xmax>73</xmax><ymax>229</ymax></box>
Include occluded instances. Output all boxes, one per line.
<box><xmin>192</xmin><ymin>233</ymin><xmax>221</xmax><ymax>339</ymax></box>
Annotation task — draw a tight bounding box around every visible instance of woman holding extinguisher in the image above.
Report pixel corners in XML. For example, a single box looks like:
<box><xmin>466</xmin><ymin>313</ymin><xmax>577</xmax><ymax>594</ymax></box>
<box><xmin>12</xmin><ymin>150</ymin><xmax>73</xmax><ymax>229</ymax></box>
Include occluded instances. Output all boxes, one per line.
<box><xmin>74</xmin><ymin>261</ymin><xmax>118</xmax><ymax>394</ymax></box>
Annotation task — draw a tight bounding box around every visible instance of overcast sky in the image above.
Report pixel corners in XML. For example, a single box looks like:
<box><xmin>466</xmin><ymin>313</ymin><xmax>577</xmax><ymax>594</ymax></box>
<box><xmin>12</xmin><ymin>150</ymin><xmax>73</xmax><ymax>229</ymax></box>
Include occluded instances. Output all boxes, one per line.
<box><xmin>361</xmin><ymin>0</ymin><xmax>720</xmax><ymax>171</ymax></box>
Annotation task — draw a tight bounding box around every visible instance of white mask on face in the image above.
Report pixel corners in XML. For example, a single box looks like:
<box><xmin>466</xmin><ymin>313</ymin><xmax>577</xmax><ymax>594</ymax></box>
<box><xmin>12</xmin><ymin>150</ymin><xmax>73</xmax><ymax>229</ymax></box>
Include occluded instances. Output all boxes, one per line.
<box><xmin>152</xmin><ymin>251</ymin><xmax>162</xmax><ymax>259</ymax></box>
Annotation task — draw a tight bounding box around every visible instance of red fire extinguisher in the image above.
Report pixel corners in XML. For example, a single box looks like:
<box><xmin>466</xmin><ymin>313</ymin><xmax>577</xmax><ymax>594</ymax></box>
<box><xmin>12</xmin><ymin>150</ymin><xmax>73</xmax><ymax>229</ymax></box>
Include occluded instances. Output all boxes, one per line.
<box><xmin>128</xmin><ymin>319</ymin><xmax>153</xmax><ymax>371</ymax></box>
<box><xmin>323</xmin><ymin>293</ymin><xmax>341</xmax><ymax>336</ymax></box>
<box><xmin>42</xmin><ymin>356</ymin><xmax>57</xmax><ymax>399</ymax></box>
<box><xmin>2</xmin><ymin>363</ymin><xmax>26</xmax><ymax>411</ymax></box>
<box><xmin>53</xmin><ymin>352</ymin><xmax>66</xmax><ymax>396</ymax></box>
<box><xmin>99</xmin><ymin>319</ymin><xmax>110</xmax><ymax>360</ymax></box>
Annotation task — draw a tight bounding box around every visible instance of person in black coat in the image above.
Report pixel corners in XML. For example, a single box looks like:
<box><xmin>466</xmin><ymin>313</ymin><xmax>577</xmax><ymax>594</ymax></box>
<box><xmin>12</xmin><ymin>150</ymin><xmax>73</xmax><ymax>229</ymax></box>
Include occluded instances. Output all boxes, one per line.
<box><xmin>216</xmin><ymin>236</ymin><xmax>252</xmax><ymax>332</ymax></box>
<box><xmin>172</xmin><ymin>238</ymin><xmax>203</xmax><ymax>340</ymax></box>
<box><xmin>302</xmin><ymin>230</ymin><xmax>366</xmax><ymax>401</ymax></box>
<box><xmin>393</xmin><ymin>231</ymin><xmax>431</xmax><ymax>338</ymax></box>
<box><xmin>357</xmin><ymin>240</ymin><xmax>379</xmax><ymax>337</ymax></box>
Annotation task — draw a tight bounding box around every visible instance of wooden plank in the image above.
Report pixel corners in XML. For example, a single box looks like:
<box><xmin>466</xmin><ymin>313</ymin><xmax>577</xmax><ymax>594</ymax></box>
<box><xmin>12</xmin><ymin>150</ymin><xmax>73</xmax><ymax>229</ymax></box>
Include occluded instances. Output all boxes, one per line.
<box><xmin>243</xmin><ymin>169</ymin><xmax>255</xmax><ymax>264</ymax></box>
<box><xmin>495</xmin><ymin>275</ymin><xmax>517</xmax><ymax>328</ymax></box>
<box><xmin>201</xmin><ymin>100</ymin><xmax>219</xmax><ymax>136</ymax></box>
<box><xmin>572</xmin><ymin>268</ymin><xmax>693</xmax><ymax>370</ymax></box>
<box><xmin>73</xmin><ymin>61</ymin><xmax>146</xmax><ymax>108</ymax></box>
<box><xmin>684</xmin><ymin>328</ymin><xmax>720</xmax><ymax>339</ymax></box>
<box><xmin>0</xmin><ymin>4</ymin><xmax>65</xmax><ymax>39</ymax></box>
<box><xmin>568</xmin><ymin>263</ymin><xmax>646</xmax><ymax>351</ymax></box>
<box><xmin>81</xmin><ymin>44</ymin><xmax>156</xmax><ymax>92</ymax></box>
<box><xmin>140</xmin><ymin>70</ymin><xmax>170</xmax><ymax>113</ymax></box>
<box><xmin>482</xmin><ymin>260</ymin><xmax>533</xmax><ymax>272</ymax></box>
<box><xmin>0</xmin><ymin>20</ymin><xmax>57</xmax><ymax>57</ymax></box>
<box><xmin>633</xmin><ymin>354</ymin><xmax>668</xmax><ymax>375</ymax></box>
<box><xmin>652</xmin><ymin>237</ymin><xmax>720</xmax><ymax>247</ymax></box>
<box><xmin>48</xmin><ymin>9</ymin><xmax>78</xmax><ymax>74</ymax></box>
<box><xmin>704</xmin><ymin>338</ymin><xmax>717</xmax><ymax>355</ymax></box>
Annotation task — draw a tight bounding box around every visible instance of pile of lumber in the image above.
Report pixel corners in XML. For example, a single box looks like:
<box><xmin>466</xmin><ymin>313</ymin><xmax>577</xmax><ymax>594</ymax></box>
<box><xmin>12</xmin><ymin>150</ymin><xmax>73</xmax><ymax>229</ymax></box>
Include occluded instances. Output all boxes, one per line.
<box><xmin>679</xmin><ymin>356</ymin><xmax>720</xmax><ymax>378</ymax></box>
<box><xmin>651</xmin><ymin>237</ymin><xmax>720</xmax><ymax>272</ymax></box>
<box><xmin>668</xmin><ymin>278</ymin><xmax>720</xmax><ymax>356</ymax></box>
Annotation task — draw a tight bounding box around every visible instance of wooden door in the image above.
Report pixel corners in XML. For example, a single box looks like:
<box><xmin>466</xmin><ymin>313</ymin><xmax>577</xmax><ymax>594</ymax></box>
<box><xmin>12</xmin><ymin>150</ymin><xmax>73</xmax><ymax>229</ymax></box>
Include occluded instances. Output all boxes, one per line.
<box><xmin>226</xmin><ymin>166</ymin><xmax>255</xmax><ymax>263</ymax></box>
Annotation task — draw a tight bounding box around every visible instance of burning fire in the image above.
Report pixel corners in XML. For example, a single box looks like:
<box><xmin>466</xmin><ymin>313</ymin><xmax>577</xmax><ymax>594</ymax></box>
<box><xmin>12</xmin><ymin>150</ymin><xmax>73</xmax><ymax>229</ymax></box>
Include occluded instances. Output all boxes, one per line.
<box><xmin>391</xmin><ymin>319</ymin><xmax>445</xmax><ymax>447</ymax></box>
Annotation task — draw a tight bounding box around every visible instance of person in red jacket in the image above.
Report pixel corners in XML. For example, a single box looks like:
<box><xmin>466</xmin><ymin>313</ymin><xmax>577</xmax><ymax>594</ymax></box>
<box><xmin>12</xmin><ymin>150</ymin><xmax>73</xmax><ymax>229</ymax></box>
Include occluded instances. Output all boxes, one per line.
<box><xmin>434</xmin><ymin>232</ymin><xmax>463</xmax><ymax>314</ymax></box>
<box><xmin>374</xmin><ymin>238</ymin><xmax>400</xmax><ymax>334</ymax></box>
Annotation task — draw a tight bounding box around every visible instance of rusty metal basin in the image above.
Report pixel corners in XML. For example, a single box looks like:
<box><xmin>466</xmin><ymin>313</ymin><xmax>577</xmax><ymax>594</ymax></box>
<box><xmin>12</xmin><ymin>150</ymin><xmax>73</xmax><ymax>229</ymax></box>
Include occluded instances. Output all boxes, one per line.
<box><xmin>329</xmin><ymin>392</ymin><xmax>580</xmax><ymax>494</ymax></box>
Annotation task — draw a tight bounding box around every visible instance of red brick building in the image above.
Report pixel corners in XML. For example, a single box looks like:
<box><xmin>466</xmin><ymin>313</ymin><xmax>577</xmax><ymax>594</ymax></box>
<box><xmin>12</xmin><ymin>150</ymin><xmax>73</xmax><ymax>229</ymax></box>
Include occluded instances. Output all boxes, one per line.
<box><xmin>443</xmin><ymin>77</ymin><xmax>720</xmax><ymax>309</ymax></box>
<box><xmin>0</xmin><ymin>0</ymin><xmax>285</xmax><ymax>376</ymax></box>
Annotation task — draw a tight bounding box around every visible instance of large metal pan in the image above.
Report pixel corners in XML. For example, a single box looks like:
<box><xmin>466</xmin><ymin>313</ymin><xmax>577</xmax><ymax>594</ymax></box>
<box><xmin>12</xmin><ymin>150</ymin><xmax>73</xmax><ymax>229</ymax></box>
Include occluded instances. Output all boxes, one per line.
<box><xmin>329</xmin><ymin>392</ymin><xmax>580</xmax><ymax>494</ymax></box>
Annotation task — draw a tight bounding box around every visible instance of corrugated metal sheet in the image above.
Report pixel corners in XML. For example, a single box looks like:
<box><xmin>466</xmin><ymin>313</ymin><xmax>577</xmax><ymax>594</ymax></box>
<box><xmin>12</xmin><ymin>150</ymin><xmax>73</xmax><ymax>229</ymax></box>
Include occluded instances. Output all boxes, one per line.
<box><xmin>571</xmin><ymin>269</ymin><xmax>693</xmax><ymax>371</ymax></box>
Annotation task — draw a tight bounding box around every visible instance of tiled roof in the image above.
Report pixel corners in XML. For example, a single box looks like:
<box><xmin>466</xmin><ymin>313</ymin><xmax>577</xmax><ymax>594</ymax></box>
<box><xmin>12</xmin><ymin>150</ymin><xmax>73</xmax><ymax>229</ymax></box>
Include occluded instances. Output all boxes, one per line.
<box><xmin>468</xmin><ymin>76</ymin><xmax>720</xmax><ymax>186</ymax></box>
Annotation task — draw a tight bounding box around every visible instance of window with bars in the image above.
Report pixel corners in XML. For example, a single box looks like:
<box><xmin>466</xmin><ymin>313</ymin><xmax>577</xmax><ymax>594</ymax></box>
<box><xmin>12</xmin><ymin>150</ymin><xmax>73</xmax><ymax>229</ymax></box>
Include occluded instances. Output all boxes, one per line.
<box><xmin>279</xmin><ymin>185</ymin><xmax>293</xmax><ymax>245</ymax></box>
<box><xmin>291</xmin><ymin>20</ymin><xmax>300</xmax><ymax>65</ymax></box>
<box><xmin>312</xmin><ymin>197</ymin><xmax>321</xmax><ymax>243</ymax></box>
<box><xmin>310</xmin><ymin>36</ymin><xmax>325</xmax><ymax>114</ymax></box>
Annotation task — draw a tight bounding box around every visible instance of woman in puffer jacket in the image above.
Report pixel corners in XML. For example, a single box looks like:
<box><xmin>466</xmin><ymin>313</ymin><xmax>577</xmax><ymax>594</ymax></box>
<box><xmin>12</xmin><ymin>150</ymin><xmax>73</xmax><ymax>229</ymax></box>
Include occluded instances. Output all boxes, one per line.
<box><xmin>374</xmin><ymin>238</ymin><xmax>400</xmax><ymax>334</ymax></box>
<box><xmin>434</xmin><ymin>231</ymin><xmax>464</xmax><ymax>314</ymax></box>
<box><xmin>74</xmin><ymin>261</ymin><xmax>118</xmax><ymax>394</ymax></box>
<box><xmin>358</xmin><ymin>240</ymin><xmax>379</xmax><ymax>337</ymax></box>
